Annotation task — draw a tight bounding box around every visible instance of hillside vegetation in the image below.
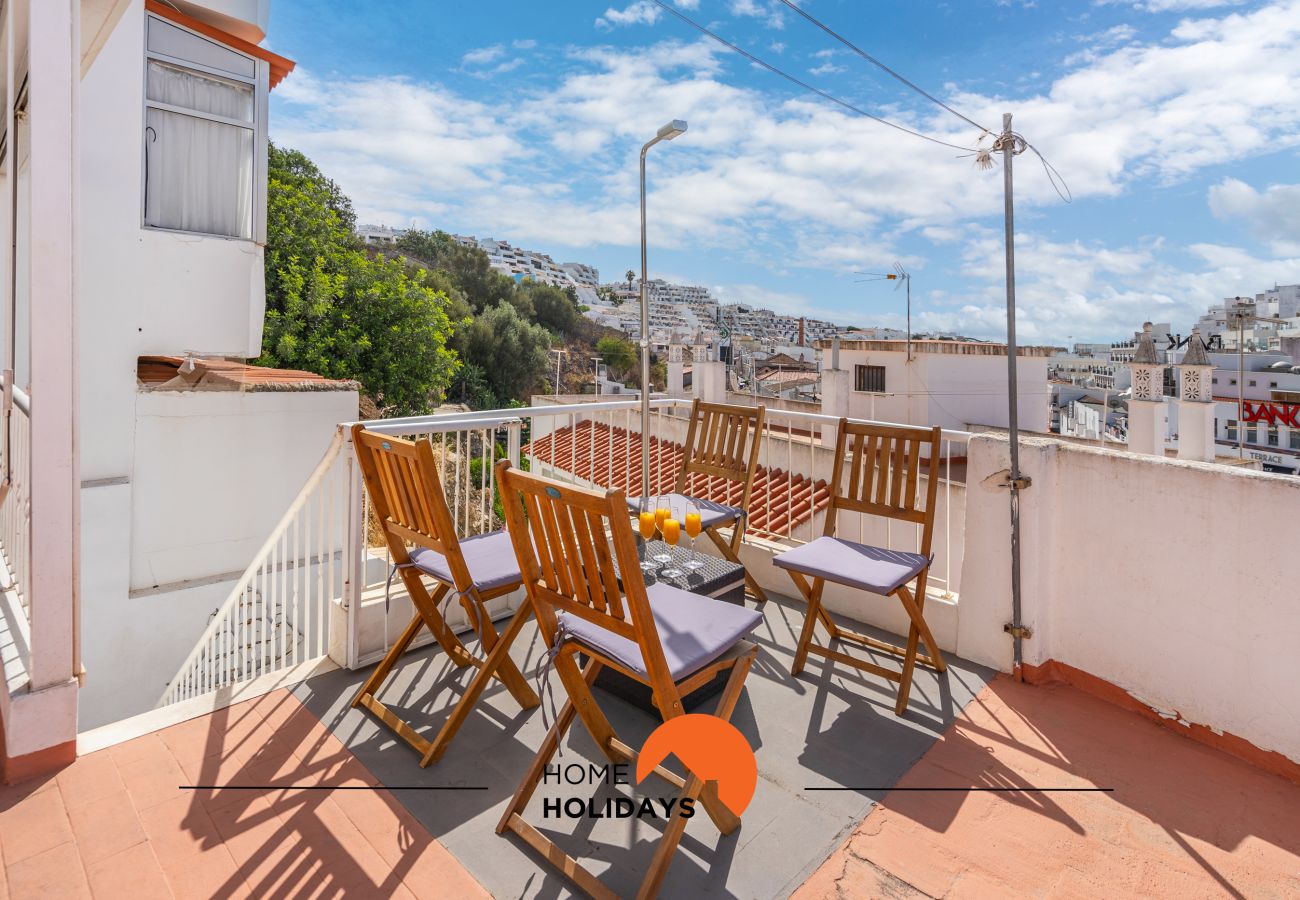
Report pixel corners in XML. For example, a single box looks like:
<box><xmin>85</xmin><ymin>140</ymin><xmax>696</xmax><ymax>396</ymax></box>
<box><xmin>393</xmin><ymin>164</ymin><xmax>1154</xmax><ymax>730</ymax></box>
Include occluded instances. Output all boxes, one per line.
<box><xmin>258</xmin><ymin>143</ymin><xmax>646</xmax><ymax>415</ymax></box>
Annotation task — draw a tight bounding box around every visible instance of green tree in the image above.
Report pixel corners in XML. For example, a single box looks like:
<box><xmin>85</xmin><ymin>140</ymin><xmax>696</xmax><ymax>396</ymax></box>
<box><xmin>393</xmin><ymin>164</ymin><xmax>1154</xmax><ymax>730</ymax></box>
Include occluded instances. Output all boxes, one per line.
<box><xmin>625</xmin><ymin>269</ymin><xmax>635</xmax><ymax>292</ymax></box>
<box><xmin>259</xmin><ymin>144</ymin><xmax>459</xmax><ymax>415</ymax></box>
<box><xmin>458</xmin><ymin>302</ymin><xmax>552</xmax><ymax>403</ymax></box>
<box><xmin>522</xmin><ymin>281</ymin><xmax>582</xmax><ymax>336</ymax></box>
<box><xmin>396</xmin><ymin>229</ymin><xmax>521</xmax><ymax>314</ymax></box>
<box><xmin>596</xmin><ymin>335</ymin><xmax>637</xmax><ymax>378</ymax></box>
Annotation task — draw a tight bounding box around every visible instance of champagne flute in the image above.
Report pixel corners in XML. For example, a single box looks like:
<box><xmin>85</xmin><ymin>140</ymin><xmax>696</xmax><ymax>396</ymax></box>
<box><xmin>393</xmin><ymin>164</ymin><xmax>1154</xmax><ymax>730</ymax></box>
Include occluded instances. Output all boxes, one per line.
<box><xmin>660</xmin><ymin>515</ymin><xmax>684</xmax><ymax>579</ymax></box>
<box><xmin>638</xmin><ymin>497</ymin><xmax>658</xmax><ymax>572</ymax></box>
<box><xmin>652</xmin><ymin>497</ymin><xmax>673</xmax><ymax>565</ymax></box>
<box><xmin>683</xmin><ymin>500</ymin><xmax>704</xmax><ymax>570</ymax></box>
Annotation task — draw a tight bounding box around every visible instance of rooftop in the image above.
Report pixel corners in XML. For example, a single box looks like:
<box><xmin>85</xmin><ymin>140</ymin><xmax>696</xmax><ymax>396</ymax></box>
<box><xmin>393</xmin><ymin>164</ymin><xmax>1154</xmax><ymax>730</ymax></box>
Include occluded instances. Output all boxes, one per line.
<box><xmin>4</xmin><ymin>601</ymin><xmax>1297</xmax><ymax>898</ymax></box>
<box><xmin>137</xmin><ymin>356</ymin><xmax>358</xmax><ymax>392</ymax></box>
<box><xmin>815</xmin><ymin>339</ymin><xmax>1061</xmax><ymax>357</ymax></box>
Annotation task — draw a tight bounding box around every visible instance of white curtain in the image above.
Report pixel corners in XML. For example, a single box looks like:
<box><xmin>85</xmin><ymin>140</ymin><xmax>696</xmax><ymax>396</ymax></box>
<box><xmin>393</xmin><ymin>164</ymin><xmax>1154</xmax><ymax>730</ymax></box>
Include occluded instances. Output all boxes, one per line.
<box><xmin>145</xmin><ymin>62</ymin><xmax>254</xmax><ymax>238</ymax></box>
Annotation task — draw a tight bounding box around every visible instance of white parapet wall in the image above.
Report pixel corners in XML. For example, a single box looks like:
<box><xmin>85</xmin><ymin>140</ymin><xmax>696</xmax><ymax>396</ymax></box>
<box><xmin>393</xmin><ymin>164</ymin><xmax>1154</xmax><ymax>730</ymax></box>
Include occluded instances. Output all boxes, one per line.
<box><xmin>958</xmin><ymin>432</ymin><xmax>1300</xmax><ymax>766</ymax></box>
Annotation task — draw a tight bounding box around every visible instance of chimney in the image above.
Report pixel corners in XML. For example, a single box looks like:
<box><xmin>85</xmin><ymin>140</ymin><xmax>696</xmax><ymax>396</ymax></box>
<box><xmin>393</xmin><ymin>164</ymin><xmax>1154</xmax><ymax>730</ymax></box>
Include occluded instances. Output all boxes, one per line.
<box><xmin>798</xmin><ymin>317</ymin><xmax>805</xmax><ymax>348</ymax></box>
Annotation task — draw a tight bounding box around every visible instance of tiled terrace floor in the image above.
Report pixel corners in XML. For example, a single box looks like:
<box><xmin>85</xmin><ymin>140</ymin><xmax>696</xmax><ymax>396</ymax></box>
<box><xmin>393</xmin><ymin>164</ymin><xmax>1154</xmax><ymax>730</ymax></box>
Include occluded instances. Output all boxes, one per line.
<box><xmin>3</xmin><ymin>597</ymin><xmax>1299</xmax><ymax>899</ymax></box>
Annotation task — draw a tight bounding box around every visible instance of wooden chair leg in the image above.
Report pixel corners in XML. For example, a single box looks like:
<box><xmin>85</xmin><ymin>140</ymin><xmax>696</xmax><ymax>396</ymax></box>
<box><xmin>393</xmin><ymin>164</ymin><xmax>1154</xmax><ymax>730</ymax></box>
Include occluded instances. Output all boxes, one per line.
<box><xmin>790</xmin><ymin>575</ymin><xmax>826</xmax><ymax>677</ymax></box>
<box><xmin>465</xmin><ymin>595</ymin><xmax>539</xmax><ymax>710</ymax></box>
<box><xmin>420</xmin><ymin>601</ymin><xmax>537</xmax><ymax>766</ymax></box>
<box><xmin>694</xmin><ymin>651</ymin><xmax>754</xmax><ymax>836</ymax></box>
<box><xmin>894</xmin><ymin>620</ymin><xmax>921</xmax><ymax>716</ymax></box>
<box><xmin>352</xmin><ymin>610</ymin><xmax>424</xmax><ymax>709</ymax></box>
<box><xmin>636</xmin><ymin>770</ymin><xmax>707</xmax><ymax>900</ymax></box>
<box><xmin>402</xmin><ymin>577</ymin><xmax>476</xmax><ymax>668</ymax></box>
<box><xmin>896</xmin><ymin>586</ymin><xmax>946</xmax><ymax>673</ymax></box>
<box><xmin>496</xmin><ymin>658</ymin><xmax>604</xmax><ymax>834</ymax></box>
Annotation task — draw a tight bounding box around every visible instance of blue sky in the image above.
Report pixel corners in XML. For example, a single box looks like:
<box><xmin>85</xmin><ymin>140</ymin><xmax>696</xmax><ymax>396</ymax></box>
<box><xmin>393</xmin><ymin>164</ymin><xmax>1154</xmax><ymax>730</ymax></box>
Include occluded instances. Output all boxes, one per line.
<box><xmin>267</xmin><ymin>0</ymin><xmax>1300</xmax><ymax>345</ymax></box>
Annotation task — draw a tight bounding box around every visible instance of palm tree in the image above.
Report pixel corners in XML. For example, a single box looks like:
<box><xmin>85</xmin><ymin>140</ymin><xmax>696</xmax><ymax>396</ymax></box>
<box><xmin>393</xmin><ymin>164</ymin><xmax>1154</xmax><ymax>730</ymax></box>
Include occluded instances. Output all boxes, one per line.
<box><xmin>625</xmin><ymin>269</ymin><xmax>635</xmax><ymax>292</ymax></box>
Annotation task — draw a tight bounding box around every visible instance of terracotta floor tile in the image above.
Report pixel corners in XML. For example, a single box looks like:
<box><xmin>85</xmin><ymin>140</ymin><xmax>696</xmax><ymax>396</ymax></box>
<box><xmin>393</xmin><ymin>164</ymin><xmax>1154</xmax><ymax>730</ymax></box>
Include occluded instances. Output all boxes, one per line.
<box><xmin>83</xmin><ymin>842</ymin><xmax>172</xmax><ymax>900</ymax></box>
<box><xmin>4</xmin><ymin>840</ymin><xmax>91</xmax><ymax>899</ymax></box>
<box><xmin>0</xmin><ymin>781</ymin><xmax>76</xmax><ymax>865</ymax></box>
<box><xmin>55</xmin><ymin>753</ymin><xmax>126</xmax><ymax>811</ymax></box>
<box><xmin>119</xmin><ymin>753</ymin><xmax>189</xmax><ymax>813</ymax></box>
<box><xmin>107</xmin><ymin>733</ymin><xmax>170</xmax><ymax>771</ymax></box>
<box><xmin>65</xmin><ymin>791</ymin><xmax>147</xmax><ymax>866</ymax></box>
<box><xmin>135</xmin><ymin>794</ymin><xmax>224</xmax><ymax>863</ymax></box>
<box><xmin>799</xmin><ymin>675</ymin><xmax>1300</xmax><ymax>900</ymax></box>
<box><xmin>157</xmin><ymin>844</ymin><xmax>249</xmax><ymax>900</ymax></box>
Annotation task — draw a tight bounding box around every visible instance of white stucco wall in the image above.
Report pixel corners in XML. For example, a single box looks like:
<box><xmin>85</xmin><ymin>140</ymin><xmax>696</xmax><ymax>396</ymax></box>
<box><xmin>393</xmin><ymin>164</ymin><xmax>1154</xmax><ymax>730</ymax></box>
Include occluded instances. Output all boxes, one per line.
<box><xmin>958</xmin><ymin>433</ymin><xmax>1300</xmax><ymax>764</ymax></box>
<box><xmin>79</xmin><ymin>0</ymin><xmax>269</xmax><ymax>483</ymax></box>
<box><xmin>838</xmin><ymin>349</ymin><xmax>1049</xmax><ymax>433</ymax></box>
<box><xmin>130</xmin><ymin>389</ymin><xmax>356</xmax><ymax>591</ymax></box>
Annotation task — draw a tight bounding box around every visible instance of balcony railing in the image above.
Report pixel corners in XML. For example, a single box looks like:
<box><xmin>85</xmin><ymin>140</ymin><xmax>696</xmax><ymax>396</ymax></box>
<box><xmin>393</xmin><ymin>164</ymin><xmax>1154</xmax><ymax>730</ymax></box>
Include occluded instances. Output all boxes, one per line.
<box><xmin>158</xmin><ymin>396</ymin><xmax>969</xmax><ymax>710</ymax></box>
<box><xmin>0</xmin><ymin>380</ymin><xmax>31</xmax><ymax>618</ymax></box>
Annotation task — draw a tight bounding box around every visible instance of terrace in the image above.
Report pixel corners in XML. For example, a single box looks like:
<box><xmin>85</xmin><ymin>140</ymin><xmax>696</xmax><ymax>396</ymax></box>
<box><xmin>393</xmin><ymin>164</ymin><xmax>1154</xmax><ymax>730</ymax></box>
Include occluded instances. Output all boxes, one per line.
<box><xmin>3</xmin><ymin>394</ymin><xmax>1300</xmax><ymax>898</ymax></box>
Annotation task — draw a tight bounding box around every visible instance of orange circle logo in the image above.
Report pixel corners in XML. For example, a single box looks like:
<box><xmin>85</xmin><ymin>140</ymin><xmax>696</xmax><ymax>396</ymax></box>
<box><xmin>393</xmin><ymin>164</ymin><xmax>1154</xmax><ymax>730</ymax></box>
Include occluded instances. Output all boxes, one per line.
<box><xmin>635</xmin><ymin>715</ymin><xmax>757</xmax><ymax>816</ymax></box>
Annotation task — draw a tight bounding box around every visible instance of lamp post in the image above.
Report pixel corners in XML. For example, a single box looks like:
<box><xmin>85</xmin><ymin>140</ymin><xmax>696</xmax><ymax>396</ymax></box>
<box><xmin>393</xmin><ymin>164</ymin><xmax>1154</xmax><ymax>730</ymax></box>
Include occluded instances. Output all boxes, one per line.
<box><xmin>1228</xmin><ymin>296</ymin><xmax>1260</xmax><ymax>459</ymax></box>
<box><xmin>590</xmin><ymin>355</ymin><xmax>602</xmax><ymax>396</ymax></box>
<box><xmin>639</xmin><ymin>119</ymin><xmax>687</xmax><ymax>494</ymax></box>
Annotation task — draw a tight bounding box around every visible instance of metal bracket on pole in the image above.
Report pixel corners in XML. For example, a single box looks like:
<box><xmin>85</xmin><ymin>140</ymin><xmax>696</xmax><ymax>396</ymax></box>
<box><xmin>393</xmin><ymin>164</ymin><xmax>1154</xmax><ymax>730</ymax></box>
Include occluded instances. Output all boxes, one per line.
<box><xmin>998</xmin><ymin>472</ymin><xmax>1032</xmax><ymax>490</ymax></box>
<box><xmin>1004</xmin><ymin>623</ymin><xmax>1033</xmax><ymax>640</ymax></box>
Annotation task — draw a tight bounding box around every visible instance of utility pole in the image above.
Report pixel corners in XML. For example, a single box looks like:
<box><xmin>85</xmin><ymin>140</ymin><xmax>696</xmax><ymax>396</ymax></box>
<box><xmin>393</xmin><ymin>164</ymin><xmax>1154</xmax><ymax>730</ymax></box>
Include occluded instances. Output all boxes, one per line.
<box><xmin>1000</xmin><ymin>112</ymin><xmax>1028</xmax><ymax>678</ymax></box>
<box><xmin>549</xmin><ymin>348</ymin><xmax>566</xmax><ymax>397</ymax></box>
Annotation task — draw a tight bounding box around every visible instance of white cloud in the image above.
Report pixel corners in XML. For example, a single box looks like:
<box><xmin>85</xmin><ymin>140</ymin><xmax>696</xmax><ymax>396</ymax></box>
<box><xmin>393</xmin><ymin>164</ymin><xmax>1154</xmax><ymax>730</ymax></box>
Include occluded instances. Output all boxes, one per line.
<box><xmin>274</xmin><ymin>1</ymin><xmax>1300</xmax><ymax>341</ymax></box>
<box><xmin>1208</xmin><ymin>178</ymin><xmax>1300</xmax><ymax>256</ymax></box>
<box><xmin>1097</xmin><ymin>0</ymin><xmax>1246</xmax><ymax>10</ymax></box>
<box><xmin>596</xmin><ymin>2</ymin><xmax>661</xmax><ymax>29</ymax></box>
<box><xmin>462</xmin><ymin>45</ymin><xmax>505</xmax><ymax>66</ymax></box>
<box><xmin>809</xmin><ymin>62</ymin><xmax>843</xmax><ymax>76</ymax></box>
<box><xmin>513</xmin><ymin>38</ymin><xmax>538</xmax><ymax>50</ymax></box>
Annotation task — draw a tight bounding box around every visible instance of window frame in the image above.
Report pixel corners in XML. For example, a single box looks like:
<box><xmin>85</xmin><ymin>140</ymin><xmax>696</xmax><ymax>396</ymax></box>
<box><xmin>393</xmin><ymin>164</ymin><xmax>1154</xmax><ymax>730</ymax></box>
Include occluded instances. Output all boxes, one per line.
<box><xmin>141</xmin><ymin>12</ymin><xmax>268</xmax><ymax>243</ymax></box>
<box><xmin>853</xmin><ymin>363</ymin><xmax>887</xmax><ymax>393</ymax></box>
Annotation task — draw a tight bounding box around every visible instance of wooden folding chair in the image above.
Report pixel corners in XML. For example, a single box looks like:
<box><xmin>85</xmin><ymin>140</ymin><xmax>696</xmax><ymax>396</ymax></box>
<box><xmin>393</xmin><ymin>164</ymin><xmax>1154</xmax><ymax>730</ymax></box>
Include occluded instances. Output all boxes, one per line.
<box><xmin>495</xmin><ymin>460</ymin><xmax>762</xmax><ymax>900</ymax></box>
<box><xmin>349</xmin><ymin>425</ymin><xmax>538</xmax><ymax>766</ymax></box>
<box><xmin>774</xmin><ymin>419</ymin><xmax>947</xmax><ymax>716</ymax></box>
<box><xmin>628</xmin><ymin>398</ymin><xmax>769</xmax><ymax>604</ymax></box>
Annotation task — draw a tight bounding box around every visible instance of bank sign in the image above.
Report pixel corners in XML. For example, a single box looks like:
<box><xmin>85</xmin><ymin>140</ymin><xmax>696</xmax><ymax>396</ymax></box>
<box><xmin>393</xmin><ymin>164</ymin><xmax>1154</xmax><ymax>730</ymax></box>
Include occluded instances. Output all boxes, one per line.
<box><xmin>1241</xmin><ymin>401</ymin><xmax>1300</xmax><ymax>427</ymax></box>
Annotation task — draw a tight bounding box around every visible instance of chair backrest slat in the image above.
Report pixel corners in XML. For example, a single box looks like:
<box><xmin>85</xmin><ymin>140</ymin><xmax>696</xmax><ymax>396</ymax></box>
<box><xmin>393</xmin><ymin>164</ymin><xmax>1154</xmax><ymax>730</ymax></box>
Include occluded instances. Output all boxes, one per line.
<box><xmin>825</xmin><ymin>420</ymin><xmax>943</xmax><ymax>548</ymax></box>
<box><xmin>498</xmin><ymin>461</ymin><xmax>673</xmax><ymax>685</ymax></box>
<box><xmin>675</xmin><ymin>399</ymin><xmax>765</xmax><ymax>490</ymax></box>
<box><xmin>351</xmin><ymin>424</ymin><xmax>471</xmax><ymax>588</ymax></box>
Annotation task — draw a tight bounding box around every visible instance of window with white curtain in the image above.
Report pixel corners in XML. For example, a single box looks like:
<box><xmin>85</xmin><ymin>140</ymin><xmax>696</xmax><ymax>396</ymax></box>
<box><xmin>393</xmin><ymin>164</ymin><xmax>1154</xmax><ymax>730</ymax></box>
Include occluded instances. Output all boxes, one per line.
<box><xmin>143</xmin><ymin>16</ymin><xmax>260</xmax><ymax>239</ymax></box>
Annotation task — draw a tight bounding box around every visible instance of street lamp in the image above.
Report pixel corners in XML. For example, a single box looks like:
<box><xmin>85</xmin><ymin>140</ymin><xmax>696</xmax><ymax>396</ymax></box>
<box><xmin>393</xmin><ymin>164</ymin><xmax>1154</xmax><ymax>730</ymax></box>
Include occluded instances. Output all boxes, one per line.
<box><xmin>639</xmin><ymin>119</ymin><xmax>687</xmax><ymax>494</ymax></box>
<box><xmin>590</xmin><ymin>355</ymin><xmax>602</xmax><ymax>396</ymax></box>
<box><xmin>1228</xmin><ymin>296</ymin><xmax>1261</xmax><ymax>459</ymax></box>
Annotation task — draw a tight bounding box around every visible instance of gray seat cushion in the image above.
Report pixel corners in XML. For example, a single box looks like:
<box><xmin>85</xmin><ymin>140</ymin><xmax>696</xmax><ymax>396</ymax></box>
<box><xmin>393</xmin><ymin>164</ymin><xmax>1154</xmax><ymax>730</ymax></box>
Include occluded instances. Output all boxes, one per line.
<box><xmin>407</xmin><ymin>530</ymin><xmax>522</xmax><ymax>594</ymax></box>
<box><xmin>624</xmin><ymin>493</ymin><xmax>741</xmax><ymax>530</ymax></box>
<box><xmin>558</xmin><ymin>582</ymin><xmax>761</xmax><ymax>681</ymax></box>
<box><xmin>773</xmin><ymin>536</ymin><xmax>929</xmax><ymax>596</ymax></box>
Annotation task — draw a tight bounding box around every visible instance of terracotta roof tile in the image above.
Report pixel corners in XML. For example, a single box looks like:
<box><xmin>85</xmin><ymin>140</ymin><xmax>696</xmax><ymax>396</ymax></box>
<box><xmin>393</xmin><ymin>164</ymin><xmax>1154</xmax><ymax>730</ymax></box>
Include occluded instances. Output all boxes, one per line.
<box><xmin>137</xmin><ymin>356</ymin><xmax>357</xmax><ymax>392</ymax></box>
<box><xmin>525</xmin><ymin>420</ymin><xmax>830</xmax><ymax>541</ymax></box>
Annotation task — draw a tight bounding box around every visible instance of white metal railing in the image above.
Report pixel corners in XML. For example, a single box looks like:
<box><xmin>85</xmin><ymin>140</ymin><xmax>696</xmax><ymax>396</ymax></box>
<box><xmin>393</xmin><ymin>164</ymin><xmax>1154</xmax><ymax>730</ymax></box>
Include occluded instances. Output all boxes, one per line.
<box><xmin>0</xmin><ymin>382</ymin><xmax>32</xmax><ymax>616</ymax></box>
<box><xmin>158</xmin><ymin>429</ymin><xmax>350</xmax><ymax>706</ymax></box>
<box><xmin>161</xmin><ymin>394</ymin><xmax>972</xmax><ymax>705</ymax></box>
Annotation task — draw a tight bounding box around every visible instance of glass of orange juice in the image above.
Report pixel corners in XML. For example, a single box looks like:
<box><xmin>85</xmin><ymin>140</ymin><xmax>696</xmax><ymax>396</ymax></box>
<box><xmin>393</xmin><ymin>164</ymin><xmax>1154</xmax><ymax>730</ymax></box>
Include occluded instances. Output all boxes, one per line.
<box><xmin>660</xmin><ymin>515</ymin><xmax>684</xmax><ymax>579</ymax></box>
<box><xmin>683</xmin><ymin>500</ymin><xmax>704</xmax><ymax>570</ymax></box>
<box><xmin>652</xmin><ymin>497</ymin><xmax>674</xmax><ymax>564</ymax></box>
<box><xmin>638</xmin><ymin>497</ymin><xmax>658</xmax><ymax>571</ymax></box>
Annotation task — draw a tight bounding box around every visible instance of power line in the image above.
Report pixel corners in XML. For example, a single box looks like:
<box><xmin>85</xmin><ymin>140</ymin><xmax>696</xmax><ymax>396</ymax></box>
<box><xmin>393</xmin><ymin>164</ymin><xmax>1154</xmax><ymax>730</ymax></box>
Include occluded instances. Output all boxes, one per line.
<box><xmin>771</xmin><ymin>0</ymin><xmax>1072</xmax><ymax>203</ymax></box>
<box><xmin>646</xmin><ymin>0</ymin><xmax>977</xmax><ymax>153</ymax></box>
<box><xmin>773</xmin><ymin>0</ymin><xmax>992</xmax><ymax>135</ymax></box>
